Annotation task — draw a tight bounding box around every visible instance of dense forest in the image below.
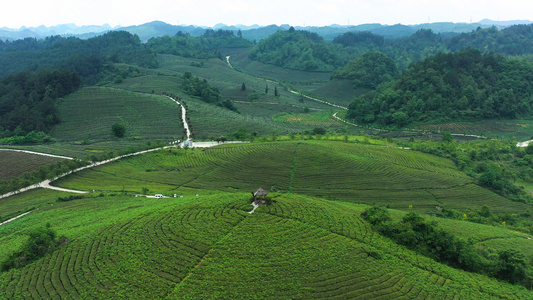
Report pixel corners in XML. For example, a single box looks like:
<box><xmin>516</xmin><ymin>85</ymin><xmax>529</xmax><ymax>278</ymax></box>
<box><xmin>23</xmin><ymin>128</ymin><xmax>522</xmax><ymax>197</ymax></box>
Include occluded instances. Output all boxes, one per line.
<box><xmin>250</xmin><ymin>24</ymin><xmax>533</xmax><ymax>73</ymax></box>
<box><xmin>249</xmin><ymin>27</ymin><xmax>347</xmax><ymax>71</ymax></box>
<box><xmin>147</xmin><ymin>29</ymin><xmax>253</xmax><ymax>59</ymax></box>
<box><xmin>0</xmin><ymin>31</ymin><xmax>158</xmax><ymax>81</ymax></box>
<box><xmin>347</xmin><ymin>49</ymin><xmax>533</xmax><ymax>127</ymax></box>
<box><xmin>0</xmin><ymin>69</ymin><xmax>81</xmax><ymax>140</ymax></box>
<box><xmin>331</xmin><ymin>51</ymin><xmax>398</xmax><ymax>89</ymax></box>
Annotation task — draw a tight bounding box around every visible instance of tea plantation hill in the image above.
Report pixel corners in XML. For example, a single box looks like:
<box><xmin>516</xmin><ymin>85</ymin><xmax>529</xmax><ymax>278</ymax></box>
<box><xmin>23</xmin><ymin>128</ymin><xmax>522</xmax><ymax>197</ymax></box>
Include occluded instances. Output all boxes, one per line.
<box><xmin>0</xmin><ymin>190</ymin><xmax>531</xmax><ymax>298</ymax></box>
<box><xmin>50</xmin><ymin>140</ymin><xmax>530</xmax><ymax>216</ymax></box>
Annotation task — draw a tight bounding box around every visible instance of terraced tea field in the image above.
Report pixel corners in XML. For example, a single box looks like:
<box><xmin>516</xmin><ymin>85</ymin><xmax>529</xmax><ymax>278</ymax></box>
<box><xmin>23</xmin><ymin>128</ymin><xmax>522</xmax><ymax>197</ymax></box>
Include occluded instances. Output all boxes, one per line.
<box><xmin>0</xmin><ymin>151</ymin><xmax>68</xmax><ymax>180</ymax></box>
<box><xmin>1</xmin><ymin>192</ymin><xmax>530</xmax><ymax>299</ymax></box>
<box><xmin>50</xmin><ymin>140</ymin><xmax>530</xmax><ymax>216</ymax></box>
<box><xmin>106</xmin><ymin>55</ymin><xmax>348</xmax><ymax>139</ymax></box>
<box><xmin>51</xmin><ymin>87</ymin><xmax>185</xmax><ymax>142</ymax></box>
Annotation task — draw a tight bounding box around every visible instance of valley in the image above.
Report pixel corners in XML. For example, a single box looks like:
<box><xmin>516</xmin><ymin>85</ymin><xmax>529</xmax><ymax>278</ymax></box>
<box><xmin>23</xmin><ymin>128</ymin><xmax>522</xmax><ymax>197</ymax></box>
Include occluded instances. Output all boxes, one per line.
<box><xmin>1</xmin><ymin>21</ymin><xmax>533</xmax><ymax>298</ymax></box>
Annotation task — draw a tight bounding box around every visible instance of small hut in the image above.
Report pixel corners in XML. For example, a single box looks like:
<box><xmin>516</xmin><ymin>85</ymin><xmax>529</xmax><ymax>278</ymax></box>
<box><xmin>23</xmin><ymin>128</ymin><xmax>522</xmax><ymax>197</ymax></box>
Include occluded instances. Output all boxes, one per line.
<box><xmin>251</xmin><ymin>187</ymin><xmax>269</xmax><ymax>201</ymax></box>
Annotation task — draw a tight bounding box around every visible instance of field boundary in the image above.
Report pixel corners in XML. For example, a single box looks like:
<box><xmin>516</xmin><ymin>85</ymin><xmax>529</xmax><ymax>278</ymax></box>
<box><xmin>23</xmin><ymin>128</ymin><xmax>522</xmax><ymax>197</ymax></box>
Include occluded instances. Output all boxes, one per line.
<box><xmin>0</xmin><ymin>149</ymin><xmax>74</xmax><ymax>160</ymax></box>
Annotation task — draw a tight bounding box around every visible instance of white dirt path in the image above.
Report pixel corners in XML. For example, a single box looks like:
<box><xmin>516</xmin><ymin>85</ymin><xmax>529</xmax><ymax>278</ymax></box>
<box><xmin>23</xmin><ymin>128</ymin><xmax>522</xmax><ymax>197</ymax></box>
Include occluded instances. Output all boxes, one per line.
<box><xmin>517</xmin><ymin>140</ymin><xmax>533</xmax><ymax>147</ymax></box>
<box><xmin>248</xmin><ymin>202</ymin><xmax>259</xmax><ymax>214</ymax></box>
<box><xmin>0</xmin><ymin>149</ymin><xmax>74</xmax><ymax>160</ymax></box>
<box><xmin>0</xmin><ymin>210</ymin><xmax>34</xmax><ymax>226</ymax></box>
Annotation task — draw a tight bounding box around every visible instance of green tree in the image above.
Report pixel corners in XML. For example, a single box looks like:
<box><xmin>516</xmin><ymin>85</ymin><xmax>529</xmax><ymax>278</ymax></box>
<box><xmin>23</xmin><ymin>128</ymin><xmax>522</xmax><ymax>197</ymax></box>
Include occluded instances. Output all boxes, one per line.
<box><xmin>112</xmin><ymin>123</ymin><xmax>126</xmax><ymax>138</ymax></box>
<box><xmin>241</xmin><ymin>82</ymin><xmax>246</xmax><ymax>91</ymax></box>
<box><xmin>1</xmin><ymin>226</ymin><xmax>61</xmax><ymax>271</ymax></box>
<box><xmin>495</xmin><ymin>249</ymin><xmax>529</xmax><ymax>284</ymax></box>
<box><xmin>442</xmin><ymin>131</ymin><xmax>454</xmax><ymax>143</ymax></box>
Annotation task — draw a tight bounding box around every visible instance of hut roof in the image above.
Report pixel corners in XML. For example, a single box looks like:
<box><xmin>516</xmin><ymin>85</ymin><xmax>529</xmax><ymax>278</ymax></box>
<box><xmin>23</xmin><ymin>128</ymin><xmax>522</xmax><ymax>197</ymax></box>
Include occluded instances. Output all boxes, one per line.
<box><xmin>253</xmin><ymin>188</ymin><xmax>268</xmax><ymax>197</ymax></box>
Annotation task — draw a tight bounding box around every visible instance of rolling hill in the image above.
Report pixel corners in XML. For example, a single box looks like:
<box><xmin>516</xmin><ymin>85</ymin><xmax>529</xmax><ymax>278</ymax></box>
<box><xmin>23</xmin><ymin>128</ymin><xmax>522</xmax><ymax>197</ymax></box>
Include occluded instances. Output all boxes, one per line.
<box><xmin>1</xmin><ymin>190</ymin><xmax>531</xmax><ymax>298</ymax></box>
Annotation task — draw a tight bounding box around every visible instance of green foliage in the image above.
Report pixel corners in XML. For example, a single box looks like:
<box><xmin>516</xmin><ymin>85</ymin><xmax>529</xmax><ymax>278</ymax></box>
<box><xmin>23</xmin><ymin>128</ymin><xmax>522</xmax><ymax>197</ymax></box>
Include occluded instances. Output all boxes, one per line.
<box><xmin>0</xmin><ymin>131</ymin><xmax>53</xmax><ymax>145</ymax></box>
<box><xmin>0</xmin><ymin>31</ymin><xmax>158</xmax><ymax>79</ymax></box>
<box><xmin>333</xmin><ymin>31</ymin><xmax>385</xmax><ymax>48</ymax></box>
<box><xmin>364</xmin><ymin>209</ymin><xmax>532</xmax><ymax>287</ymax></box>
<box><xmin>450</xmin><ymin>25</ymin><xmax>533</xmax><ymax>56</ymax></box>
<box><xmin>57</xmin><ymin>194</ymin><xmax>85</xmax><ymax>202</ymax></box>
<box><xmin>442</xmin><ymin>131</ymin><xmax>454</xmax><ymax>143</ymax></box>
<box><xmin>0</xmin><ymin>158</ymin><xmax>88</xmax><ymax>194</ymax></box>
<box><xmin>181</xmin><ymin>71</ymin><xmax>237</xmax><ymax>112</ymax></box>
<box><xmin>1</xmin><ymin>226</ymin><xmax>62</xmax><ymax>272</ymax></box>
<box><xmin>363</xmin><ymin>206</ymin><xmax>391</xmax><ymax>226</ymax></box>
<box><xmin>147</xmin><ymin>29</ymin><xmax>252</xmax><ymax>59</ymax></box>
<box><xmin>409</xmin><ymin>138</ymin><xmax>532</xmax><ymax>204</ymax></box>
<box><xmin>348</xmin><ymin>49</ymin><xmax>533</xmax><ymax>127</ymax></box>
<box><xmin>53</xmin><ymin>87</ymin><xmax>185</xmax><ymax>142</ymax></box>
<box><xmin>331</xmin><ymin>51</ymin><xmax>398</xmax><ymax>89</ymax></box>
<box><xmin>0</xmin><ymin>69</ymin><xmax>81</xmax><ymax>138</ymax></box>
<box><xmin>311</xmin><ymin>127</ymin><xmax>326</xmax><ymax>135</ymax></box>
<box><xmin>111</xmin><ymin>123</ymin><xmax>126</xmax><ymax>138</ymax></box>
<box><xmin>249</xmin><ymin>28</ymin><xmax>347</xmax><ymax>71</ymax></box>
<box><xmin>496</xmin><ymin>249</ymin><xmax>530</xmax><ymax>285</ymax></box>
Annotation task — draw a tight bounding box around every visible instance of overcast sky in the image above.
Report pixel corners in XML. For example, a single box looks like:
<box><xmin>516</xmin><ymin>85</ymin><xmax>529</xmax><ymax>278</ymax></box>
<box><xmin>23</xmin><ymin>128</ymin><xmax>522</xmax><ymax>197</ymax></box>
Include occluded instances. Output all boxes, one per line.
<box><xmin>2</xmin><ymin>0</ymin><xmax>532</xmax><ymax>28</ymax></box>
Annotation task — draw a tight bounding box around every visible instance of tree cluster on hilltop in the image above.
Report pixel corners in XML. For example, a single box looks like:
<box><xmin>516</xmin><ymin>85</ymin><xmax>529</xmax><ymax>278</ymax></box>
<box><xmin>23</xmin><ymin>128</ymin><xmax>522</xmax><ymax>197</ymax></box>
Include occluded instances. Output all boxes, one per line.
<box><xmin>347</xmin><ymin>48</ymin><xmax>533</xmax><ymax>128</ymax></box>
<box><xmin>249</xmin><ymin>27</ymin><xmax>347</xmax><ymax>71</ymax></box>
<box><xmin>147</xmin><ymin>29</ymin><xmax>253</xmax><ymax>59</ymax></box>
<box><xmin>331</xmin><ymin>51</ymin><xmax>398</xmax><ymax>89</ymax></box>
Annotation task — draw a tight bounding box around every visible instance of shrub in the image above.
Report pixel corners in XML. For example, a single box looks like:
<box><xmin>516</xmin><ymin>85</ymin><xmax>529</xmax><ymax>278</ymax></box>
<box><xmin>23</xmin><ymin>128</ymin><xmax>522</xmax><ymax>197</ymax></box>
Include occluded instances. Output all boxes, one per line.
<box><xmin>112</xmin><ymin>123</ymin><xmax>126</xmax><ymax>138</ymax></box>
<box><xmin>1</xmin><ymin>226</ymin><xmax>64</xmax><ymax>272</ymax></box>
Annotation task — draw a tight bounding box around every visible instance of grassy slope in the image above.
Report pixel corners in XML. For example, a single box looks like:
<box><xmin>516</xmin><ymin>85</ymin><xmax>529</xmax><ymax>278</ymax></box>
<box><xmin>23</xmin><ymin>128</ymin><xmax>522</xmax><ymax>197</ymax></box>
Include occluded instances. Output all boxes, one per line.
<box><xmin>310</xmin><ymin>78</ymin><xmax>370</xmax><ymax>107</ymax></box>
<box><xmin>0</xmin><ymin>191</ymin><xmax>530</xmax><ymax>299</ymax></box>
<box><xmin>51</xmin><ymin>140</ymin><xmax>528</xmax><ymax>216</ymax></box>
<box><xmin>52</xmin><ymin>86</ymin><xmax>185</xmax><ymax>142</ymax></box>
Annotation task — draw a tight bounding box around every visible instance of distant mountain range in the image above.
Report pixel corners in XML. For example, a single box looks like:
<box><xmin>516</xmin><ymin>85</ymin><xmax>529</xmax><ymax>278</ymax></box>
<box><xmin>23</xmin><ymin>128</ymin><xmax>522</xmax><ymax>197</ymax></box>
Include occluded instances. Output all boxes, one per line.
<box><xmin>1</xmin><ymin>19</ymin><xmax>532</xmax><ymax>42</ymax></box>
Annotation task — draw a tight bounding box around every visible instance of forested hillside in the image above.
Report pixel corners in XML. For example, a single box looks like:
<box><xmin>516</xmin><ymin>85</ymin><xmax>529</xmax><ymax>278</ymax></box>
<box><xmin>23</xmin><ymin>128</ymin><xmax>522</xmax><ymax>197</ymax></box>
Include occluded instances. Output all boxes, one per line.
<box><xmin>147</xmin><ymin>29</ymin><xmax>252</xmax><ymax>58</ymax></box>
<box><xmin>0</xmin><ymin>31</ymin><xmax>157</xmax><ymax>80</ymax></box>
<box><xmin>249</xmin><ymin>27</ymin><xmax>347</xmax><ymax>71</ymax></box>
<box><xmin>331</xmin><ymin>51</ymin><xmax>398</xmax><ymax>89</ymax></box>
<box><xmin>449</xmin><ymin>24</ymin><xmax>533</xmax><ymax>55</ymax></box>
<box><xmin>347</xmin><ymin>49</ymin><xmax>533</xmax><ymax>127</ymax></box>
<box><xmin>251</xmin><ymin>24</ymin><xmax>533</xmax><ymax>73</ymax></box>
<box><xmin>0</xmin><ymin>70</ymin><xmax>81</xmax><ymax>140</ymax></box>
